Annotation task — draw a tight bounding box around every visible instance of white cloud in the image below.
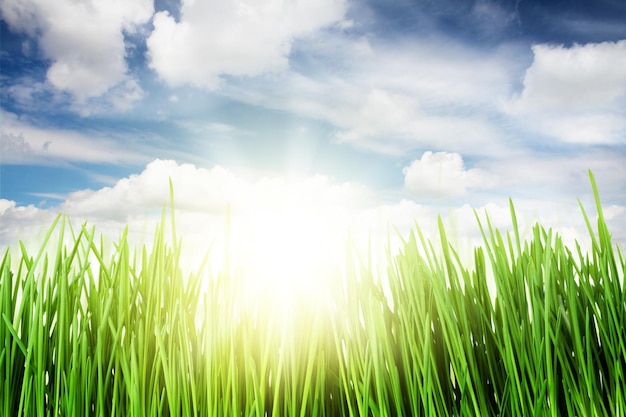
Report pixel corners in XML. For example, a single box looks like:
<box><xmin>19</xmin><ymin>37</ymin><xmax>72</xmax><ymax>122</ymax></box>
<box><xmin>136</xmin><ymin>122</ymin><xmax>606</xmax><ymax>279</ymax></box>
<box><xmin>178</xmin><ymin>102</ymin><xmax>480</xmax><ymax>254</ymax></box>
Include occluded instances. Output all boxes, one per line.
<box><xmin>403</xmin><ymin>151</ymin><xmax>497</xmax><ymax>198</ymax></box>
<box><xmin>513</xmin><ymin>41</ymin><xmax>626</xmax><ymax>110</ymax></box>
<box><xmin>506</xmin><ymin>40</ymin><xmax>626</xmax><ymax>144</ymax></box>
<box><xmin>0</xmin><ymin>200</ymin><xmax>57</xmax><ymax>251</ymax></box>
<box><xmin>147</xmin><ymin>0</ymin><xmax>347</xmax><ymax>89</ymax></box>
<box><xmin>102</xmin><ymin>79</ymin><xmax>145</xmax><ymax>113</ymax></box>
<box><xmin>59</xmin><ymin>159</ymin><xmax>373</xmax><ymax>221</ymax></box>
<box><xmin>2</xmin><ymin>159</ymin><xmax>624</xmax><ymax>289</ymax></box>
<box><xmin>2</xmin><ymin>75</ymin><xmax>145</xmax><ymax>116</ymax></box>
<box><xmin>60</xmin><ymin>160</ymin><xmax>246</xmax><ymax>220</ymax></box>
<box><xmin>219</xmin><ymin>34</ymin><xmax>522</xmax><ymax>156</ymax></box>
<box><xmin>0</xmin><ymin>0</ymin><xmax>152</xmax><ymax>102</ymax></box>
<box><xmin>0</xmin><ymin>110</ymin><xmax>148</xmax><ymax>165</ymax></box>
<box><xmin>2</xmin><ymin>159</ymin><xmax>376</xmax><ymax>276</ymax></box>
<box><xmin>334</xmin><ymin>103</ymin><xmax>504</xmax><ymax>155</ymax></box>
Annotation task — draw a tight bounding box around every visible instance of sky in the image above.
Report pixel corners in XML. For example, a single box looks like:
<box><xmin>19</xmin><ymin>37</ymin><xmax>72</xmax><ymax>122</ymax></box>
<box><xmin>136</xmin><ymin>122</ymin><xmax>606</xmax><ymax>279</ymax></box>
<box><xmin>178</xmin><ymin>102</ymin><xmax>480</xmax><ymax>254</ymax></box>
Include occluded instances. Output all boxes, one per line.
<box><xmin>1</xmin><ymin>0</ymin><xmax>626</xmax><ymax>277</ymax></box>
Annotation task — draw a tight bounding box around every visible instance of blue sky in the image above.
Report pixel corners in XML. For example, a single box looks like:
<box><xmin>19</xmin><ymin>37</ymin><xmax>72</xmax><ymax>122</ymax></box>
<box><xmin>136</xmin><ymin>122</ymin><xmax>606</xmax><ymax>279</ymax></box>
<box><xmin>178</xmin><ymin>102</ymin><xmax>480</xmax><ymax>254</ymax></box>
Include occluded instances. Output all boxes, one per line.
<box><xmin>1</xmin><ymin>0</ymin><xmax>626</xmax><ymax>260</ymax></box>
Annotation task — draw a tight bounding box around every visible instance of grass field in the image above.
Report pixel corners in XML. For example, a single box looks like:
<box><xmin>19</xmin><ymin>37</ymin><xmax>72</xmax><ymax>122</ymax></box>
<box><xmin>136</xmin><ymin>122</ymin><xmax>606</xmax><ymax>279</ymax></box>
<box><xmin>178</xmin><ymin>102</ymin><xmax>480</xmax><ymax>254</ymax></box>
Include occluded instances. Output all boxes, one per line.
<box><xmin>2</xmin><ymin>171</ymin><xmax>624</xmax><ymax>416</ymax></box>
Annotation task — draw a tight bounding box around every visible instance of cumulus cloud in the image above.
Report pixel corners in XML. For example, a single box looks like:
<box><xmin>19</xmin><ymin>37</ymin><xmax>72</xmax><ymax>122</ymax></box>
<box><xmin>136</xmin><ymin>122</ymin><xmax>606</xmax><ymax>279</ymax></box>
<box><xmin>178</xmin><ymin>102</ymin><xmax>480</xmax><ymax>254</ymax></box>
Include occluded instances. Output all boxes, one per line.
<box><xmin>147</xmin><ymin>0</ymin><xmax>347</xmax><ymax>89</ymax></box>
<box><xmin>0</xmin><ymin>0</ymin><xmax>152</xmax><ymax>103</ymax></box>
<box><xmin>514</xmin><ymin>41</ymin><xmax>626</xmax><ymax>110</ymax></box>
<box><xmin>403</xmin><ymin>151</ymin><xmax>497</xmax><ymax>198</ymax></box>
<box><xmin>46</xmin><ymin>158</ymin><xmax>527</xmax><ymax>251</ymax></box>
<box><xmin>0</xmin><ymin>200</ymin><xmax>57</xmax><ymax>250</ymax></box>
<box><xmin>2</xmin><ymin>159</ymin><xmax>376</xmax><ymax>274</ymax></box>
<box><xmin>2</xmin><ymin>159</ymin><xmax>624</xmax><ymax>280</ymax></box>
<box><xmin>59</xmin><ymin>159</ymin><xmax>372</xmax><ymax>221</ymax></box>
<box><xmin>506</xmin><ymin>40</ymin><xmax>626</xmax><ymax>144</ymax></box>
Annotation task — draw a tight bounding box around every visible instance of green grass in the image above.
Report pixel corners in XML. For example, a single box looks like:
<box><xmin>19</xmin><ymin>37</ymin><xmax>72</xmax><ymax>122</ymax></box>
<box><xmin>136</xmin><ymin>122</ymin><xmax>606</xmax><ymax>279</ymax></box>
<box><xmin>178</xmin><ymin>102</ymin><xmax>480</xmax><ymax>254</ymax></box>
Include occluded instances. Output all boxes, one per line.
<box><xmin>2</xmin><ymin>171</ymin><xmax>624</xmax><ymax>416</ymax></box>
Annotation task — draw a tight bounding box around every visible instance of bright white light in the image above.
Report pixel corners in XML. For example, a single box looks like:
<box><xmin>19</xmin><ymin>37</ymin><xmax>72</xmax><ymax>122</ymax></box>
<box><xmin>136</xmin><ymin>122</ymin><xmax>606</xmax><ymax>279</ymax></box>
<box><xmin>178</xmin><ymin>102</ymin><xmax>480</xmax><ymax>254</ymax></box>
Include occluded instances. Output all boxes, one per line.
<box><xmin>237</xmin><ymin>200</ymin><xmax>345</xmax><ymax>313</ymax></box>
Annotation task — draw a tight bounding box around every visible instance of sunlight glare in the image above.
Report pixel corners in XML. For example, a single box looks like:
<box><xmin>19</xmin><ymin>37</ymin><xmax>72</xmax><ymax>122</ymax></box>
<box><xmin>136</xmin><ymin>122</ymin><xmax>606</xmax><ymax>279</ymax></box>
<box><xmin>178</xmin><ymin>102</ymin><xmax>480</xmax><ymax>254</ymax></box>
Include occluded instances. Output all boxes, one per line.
<box><xmin>239</xmin><ymin>200</ymin><xmax>344</xmax><ymax>311</ymax></box>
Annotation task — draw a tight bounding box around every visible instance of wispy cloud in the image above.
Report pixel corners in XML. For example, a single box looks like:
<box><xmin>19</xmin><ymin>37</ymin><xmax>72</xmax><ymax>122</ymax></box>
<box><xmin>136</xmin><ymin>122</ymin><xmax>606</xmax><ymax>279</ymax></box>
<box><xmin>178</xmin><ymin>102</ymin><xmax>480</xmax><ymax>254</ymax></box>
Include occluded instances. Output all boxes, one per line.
<box><xmin>217</xmin><ymin>32</ymin><xmax>524</xmax><ymax>156</ymax></box>
<box><xmin>0</xmin><ymin>110</ymin><xmax>149</xmax><ymax>165</ymax></box>
<box><xmin>479</xmin><ymin>149</ymin><xmax>626</xmax><ymax>202</ymax></box>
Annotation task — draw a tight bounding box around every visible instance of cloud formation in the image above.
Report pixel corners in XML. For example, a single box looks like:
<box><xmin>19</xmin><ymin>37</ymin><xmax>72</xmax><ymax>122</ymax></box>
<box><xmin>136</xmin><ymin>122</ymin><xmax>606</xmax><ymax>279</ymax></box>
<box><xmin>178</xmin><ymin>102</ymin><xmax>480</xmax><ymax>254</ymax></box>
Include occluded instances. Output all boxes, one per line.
<box><xmin>0</xmin><ymin>0</ymin><xmax>152</xmax><ymax>102</ymax></box>
<box><xmin>1</xmin><ymin>132</ymin><xmax>31</xmax><ymax>159</ymax></box>
<box><xmin>0</xmin><ymin>110</ymin><xmax>148</xmax><ymax>165</ymax></box>
<box><xmin>507</xmin><ymin>40</ymin><xmax>626</xmax><ymax>144</ymax></box>
<box><xmin>2</xmin><ymin>159</ymin><xmax>623</xmax><ymax>276</ymax></box>
<box><xmin>0</xmin><ymin>159</ymin><xmax>375</xmax><ymax>273</ymax></box>
<box><xmin>218</xmin><ymin>32</ymin><xmax>522</xmax><ymax>156</ymax></box>
<box><xmin>403</xmin><ymin>151</ymin><xmax>496</xmax><ymax>198</ymax></box>
<box><xmin>59</xmin><ymin>159</ymin><xmax>372</xmax><ymax>221</ymax></box>
<box><xmin>147</xmin><ymin>0</ymin><xmax>348</xmax><ymax>89</ymax></box>
<box><xmin>2</xmin><ymin>3</ymin><xmax>625</xmax><ymax>270</ymax></box>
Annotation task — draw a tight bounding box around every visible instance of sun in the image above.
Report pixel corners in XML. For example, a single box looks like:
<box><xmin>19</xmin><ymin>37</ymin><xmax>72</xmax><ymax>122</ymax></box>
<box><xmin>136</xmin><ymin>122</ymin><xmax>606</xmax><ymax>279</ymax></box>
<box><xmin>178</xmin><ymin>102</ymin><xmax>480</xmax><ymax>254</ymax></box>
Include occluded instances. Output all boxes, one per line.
<box><xmin>235</xmin><ymin>199</ymin><xmax>346</xmax><ymax>313</ymax></box>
